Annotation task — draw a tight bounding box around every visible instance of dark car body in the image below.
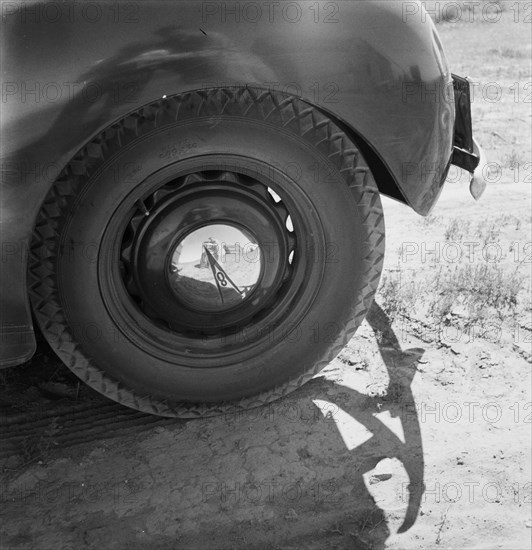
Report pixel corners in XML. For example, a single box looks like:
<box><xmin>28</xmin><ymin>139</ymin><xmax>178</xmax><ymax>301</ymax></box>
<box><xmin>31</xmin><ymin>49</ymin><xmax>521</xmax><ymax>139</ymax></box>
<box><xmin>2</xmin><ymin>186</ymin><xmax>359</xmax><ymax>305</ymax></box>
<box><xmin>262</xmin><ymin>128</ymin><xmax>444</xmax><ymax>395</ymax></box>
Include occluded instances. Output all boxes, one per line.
<box><xmin>0</xmin><ymin>0</ymin><xmax>481</xmax><ymax>367</ymax></box>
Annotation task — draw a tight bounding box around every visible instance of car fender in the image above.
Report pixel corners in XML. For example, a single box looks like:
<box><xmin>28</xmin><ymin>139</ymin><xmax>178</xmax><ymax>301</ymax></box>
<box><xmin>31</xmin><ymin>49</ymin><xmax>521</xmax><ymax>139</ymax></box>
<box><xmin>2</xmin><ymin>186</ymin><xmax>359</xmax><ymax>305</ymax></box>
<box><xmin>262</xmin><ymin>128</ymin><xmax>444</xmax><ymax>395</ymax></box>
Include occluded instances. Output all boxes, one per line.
<box><xmin>0</xmin><ymin>0</ymin><xmax>454</xmax><ymax>366</ymax></box>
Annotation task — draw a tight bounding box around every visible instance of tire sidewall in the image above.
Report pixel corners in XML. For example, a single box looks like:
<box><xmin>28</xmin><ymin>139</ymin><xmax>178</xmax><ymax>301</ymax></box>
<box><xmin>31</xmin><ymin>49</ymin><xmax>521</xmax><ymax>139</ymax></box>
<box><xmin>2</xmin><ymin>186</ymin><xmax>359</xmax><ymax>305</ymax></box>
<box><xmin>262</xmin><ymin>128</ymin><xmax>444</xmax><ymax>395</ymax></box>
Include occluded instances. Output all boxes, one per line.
<box><xmin>56</xmin><ymin>117</ymin><xmax>367</xmax><ymax>401</ymax></box>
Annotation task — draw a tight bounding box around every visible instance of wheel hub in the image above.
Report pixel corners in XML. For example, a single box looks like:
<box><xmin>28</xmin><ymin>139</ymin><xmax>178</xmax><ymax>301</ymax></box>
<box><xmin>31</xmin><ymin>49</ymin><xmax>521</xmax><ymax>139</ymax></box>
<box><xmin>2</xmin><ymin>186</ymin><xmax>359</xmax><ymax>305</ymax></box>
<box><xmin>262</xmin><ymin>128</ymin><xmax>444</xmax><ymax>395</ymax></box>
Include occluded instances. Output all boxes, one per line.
<box><xmin>169</xmin><ymin>223</ymin><xmax>262</xmax><ymax>312</ymax></box>
<box><xmin>120</xmin><ymin>170</ymin><xmax>296</xmax><ymax>334</ymax></box>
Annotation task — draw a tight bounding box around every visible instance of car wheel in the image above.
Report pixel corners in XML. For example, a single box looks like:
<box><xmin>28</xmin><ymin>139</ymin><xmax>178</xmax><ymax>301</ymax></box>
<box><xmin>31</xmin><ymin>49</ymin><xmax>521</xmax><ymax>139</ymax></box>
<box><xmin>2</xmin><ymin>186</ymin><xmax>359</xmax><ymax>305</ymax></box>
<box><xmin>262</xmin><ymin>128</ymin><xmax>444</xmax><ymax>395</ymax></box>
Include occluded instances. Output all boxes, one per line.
<box><xmin>29</xmin><ymin>88</ymin><xmax>385</xmax><ymax>417</ymax></box>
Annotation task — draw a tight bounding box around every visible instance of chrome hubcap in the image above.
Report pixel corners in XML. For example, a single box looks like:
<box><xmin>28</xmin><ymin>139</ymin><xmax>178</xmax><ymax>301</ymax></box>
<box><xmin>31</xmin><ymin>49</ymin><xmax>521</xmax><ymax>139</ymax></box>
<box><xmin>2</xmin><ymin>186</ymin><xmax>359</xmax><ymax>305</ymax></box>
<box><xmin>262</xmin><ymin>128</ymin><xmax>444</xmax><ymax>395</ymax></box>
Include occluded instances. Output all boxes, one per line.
<box><xmin>119</xmin><ymin>170</ymin><xmax>297</xmax><ymax>335</ymax></box>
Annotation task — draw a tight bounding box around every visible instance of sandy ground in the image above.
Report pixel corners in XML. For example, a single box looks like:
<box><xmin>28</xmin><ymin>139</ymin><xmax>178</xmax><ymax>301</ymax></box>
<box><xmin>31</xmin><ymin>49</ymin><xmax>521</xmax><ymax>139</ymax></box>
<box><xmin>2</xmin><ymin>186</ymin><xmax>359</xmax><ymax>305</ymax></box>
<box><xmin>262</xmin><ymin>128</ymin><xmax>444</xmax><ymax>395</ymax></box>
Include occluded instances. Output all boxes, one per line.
<box><xmin>1</xmin><ymin>5</ymin><xmax>531</xmax><ymax>550</ymax></box>
<box><xmin>2</xmin><ymin>180</ymin><xmax>529</xmax><ymax>550</ymax></box>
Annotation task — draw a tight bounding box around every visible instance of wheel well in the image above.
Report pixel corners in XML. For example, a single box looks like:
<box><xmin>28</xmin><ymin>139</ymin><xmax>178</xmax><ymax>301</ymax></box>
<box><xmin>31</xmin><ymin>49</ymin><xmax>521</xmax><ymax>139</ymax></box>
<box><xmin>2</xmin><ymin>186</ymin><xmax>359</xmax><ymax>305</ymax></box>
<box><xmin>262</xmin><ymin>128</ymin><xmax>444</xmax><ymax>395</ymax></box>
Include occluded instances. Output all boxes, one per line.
<box><xmin>314</xmin><ymin>107</ymin><xmax>409</xmax><ymax>206</ymax></box>
<box><xmin>348</xmin><ymin>131</ymin><xmax>408</xmax><ymax>205</ymax></box>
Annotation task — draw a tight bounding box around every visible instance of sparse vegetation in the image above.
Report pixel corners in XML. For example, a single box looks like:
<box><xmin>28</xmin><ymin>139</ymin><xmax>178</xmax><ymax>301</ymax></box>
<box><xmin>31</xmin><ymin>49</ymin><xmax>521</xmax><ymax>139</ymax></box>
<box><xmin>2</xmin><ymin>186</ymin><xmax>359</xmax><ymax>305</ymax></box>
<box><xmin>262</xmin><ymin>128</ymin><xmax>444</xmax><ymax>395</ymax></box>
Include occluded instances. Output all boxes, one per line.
<box><xmin>378</xmin><ymin>214</ymin><xmax>530</xmax><ymax>344</ymax></box>
<box><xmin>474</xmin><ymin>218</ymin><xmax>501</xmax><ymax>246</ymax></box>
<box><xmin>444</xmin><ymin>218</ymin><xmax>471</xmax><ymax>242</ymax></box>
<box><xmin>379</xmin><ymin>270</ymin><xmax>404</xmax><ymax>322</ymax></box>
<box><xmin>423</xmin><ymin>214</ymin><xmax>439</xmax><ymax>227</ymax></box>
<box><xmin>429</xmin><ymin>262</ymin><xmax>525</xmax><ymax>319</ymax></box>
<box><xmin>503</xmin><ymin>149</ymin><xmax>528</xmax><ymax>170</ymax></box>
<box><xmin>500</xmin><ymin>46</ymin><xmax>527</xmax><ymax>58</ymax></box>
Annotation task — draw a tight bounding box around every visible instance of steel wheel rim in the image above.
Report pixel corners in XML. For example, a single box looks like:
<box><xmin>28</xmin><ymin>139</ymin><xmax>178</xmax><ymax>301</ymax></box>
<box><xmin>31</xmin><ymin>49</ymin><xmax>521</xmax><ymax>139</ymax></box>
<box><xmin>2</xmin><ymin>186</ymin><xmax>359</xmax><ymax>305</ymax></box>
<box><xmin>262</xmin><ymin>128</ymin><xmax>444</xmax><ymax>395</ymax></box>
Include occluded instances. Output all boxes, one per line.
<box><xmin>98</xmin><ymin>155</ymin><xmax>326</xmax><ymax>363</ymax></box>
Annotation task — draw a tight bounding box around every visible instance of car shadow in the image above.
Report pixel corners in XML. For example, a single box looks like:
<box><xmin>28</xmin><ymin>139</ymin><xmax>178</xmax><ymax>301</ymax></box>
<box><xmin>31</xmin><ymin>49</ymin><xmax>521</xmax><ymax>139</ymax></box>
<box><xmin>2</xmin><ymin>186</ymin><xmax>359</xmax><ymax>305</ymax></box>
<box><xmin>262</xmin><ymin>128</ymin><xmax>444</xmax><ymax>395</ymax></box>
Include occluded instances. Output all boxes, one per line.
<box><xmin>303</xmin><ymin>301</ymin><xmax>426</xmax><ymax>547</ymax></box>
<box><xmin>160</xmin><ymin>300</ymin><xmax>426</xmax><ymax>548</ymax></box>
<box><xmin>0</xmin><ymin>301</ymin><xmax>425</xmax><ymax>549</ymax></box>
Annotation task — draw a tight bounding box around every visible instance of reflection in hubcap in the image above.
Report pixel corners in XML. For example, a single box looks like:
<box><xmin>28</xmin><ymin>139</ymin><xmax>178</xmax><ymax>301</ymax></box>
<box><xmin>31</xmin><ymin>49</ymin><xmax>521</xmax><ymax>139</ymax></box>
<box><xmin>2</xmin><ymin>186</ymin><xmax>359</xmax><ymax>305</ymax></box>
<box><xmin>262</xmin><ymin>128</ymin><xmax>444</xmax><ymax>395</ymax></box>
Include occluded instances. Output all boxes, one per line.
<box><xmin>119</xmin><ymin>166</ymin><xmax>297</xmax><ymax>335</ymax></box>
<box><xmin>169</xmin><ymin>224</ymin><xmax>262</xmax><ymax>312</ymax></box>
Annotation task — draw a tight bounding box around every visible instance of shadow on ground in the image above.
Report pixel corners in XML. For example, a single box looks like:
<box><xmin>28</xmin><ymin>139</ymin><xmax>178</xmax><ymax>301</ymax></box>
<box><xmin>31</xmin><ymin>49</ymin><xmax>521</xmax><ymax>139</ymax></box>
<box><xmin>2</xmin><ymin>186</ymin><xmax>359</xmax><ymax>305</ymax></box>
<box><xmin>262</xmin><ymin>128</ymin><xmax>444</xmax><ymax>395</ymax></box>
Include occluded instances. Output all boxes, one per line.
<box><xmin>0</xmin><ymin>302</ymin><xmax>425</xmax><ymax>549</ymax></box>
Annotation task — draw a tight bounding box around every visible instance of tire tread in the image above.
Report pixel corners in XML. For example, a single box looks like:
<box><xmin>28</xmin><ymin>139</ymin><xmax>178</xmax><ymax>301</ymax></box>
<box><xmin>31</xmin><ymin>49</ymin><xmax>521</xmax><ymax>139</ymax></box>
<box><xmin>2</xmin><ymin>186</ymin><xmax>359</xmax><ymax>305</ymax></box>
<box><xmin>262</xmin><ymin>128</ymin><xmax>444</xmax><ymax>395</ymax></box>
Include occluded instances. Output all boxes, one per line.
<box><xmin>29</xmin><ymin>87</ymin><xmax>385</xmax><ymax>418</ymax></box>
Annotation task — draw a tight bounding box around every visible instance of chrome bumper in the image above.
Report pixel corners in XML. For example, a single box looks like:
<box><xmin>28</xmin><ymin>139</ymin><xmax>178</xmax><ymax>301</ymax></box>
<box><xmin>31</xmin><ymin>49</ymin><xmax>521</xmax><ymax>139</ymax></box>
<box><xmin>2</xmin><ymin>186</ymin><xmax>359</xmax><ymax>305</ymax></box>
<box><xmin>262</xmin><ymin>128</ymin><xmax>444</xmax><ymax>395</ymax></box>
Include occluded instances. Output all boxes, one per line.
<box><xmin>469</xmin><ymin>137</ymin><xmax>487</xmax><ymax>200</ymax></box>
<box><xmin>450</xmin><ymin>74</ymin><xmax>486</xmax><ymax>201</ymax></box>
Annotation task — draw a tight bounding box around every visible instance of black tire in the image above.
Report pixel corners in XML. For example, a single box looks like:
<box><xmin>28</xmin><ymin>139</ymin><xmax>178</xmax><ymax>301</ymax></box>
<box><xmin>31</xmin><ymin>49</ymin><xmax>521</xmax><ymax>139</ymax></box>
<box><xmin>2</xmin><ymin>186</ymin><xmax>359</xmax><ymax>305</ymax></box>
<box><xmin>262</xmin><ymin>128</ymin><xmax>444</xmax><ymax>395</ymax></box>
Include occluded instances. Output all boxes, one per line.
<box><xmin>29</xmin><ymin>88</ymin><xmax>385</xmax><ymax>417</ymax></box>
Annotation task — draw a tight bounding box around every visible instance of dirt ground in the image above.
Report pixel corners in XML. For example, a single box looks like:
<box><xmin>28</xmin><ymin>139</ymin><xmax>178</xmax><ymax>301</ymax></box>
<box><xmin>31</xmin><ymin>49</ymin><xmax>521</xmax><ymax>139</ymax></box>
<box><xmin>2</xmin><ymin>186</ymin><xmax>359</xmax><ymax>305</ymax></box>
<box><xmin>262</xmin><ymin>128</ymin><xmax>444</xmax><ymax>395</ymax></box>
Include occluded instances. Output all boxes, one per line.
<box><xmin>1</xmin><ymin>5</ymin><xmax>531</xmax><ymax>550</ymax></box>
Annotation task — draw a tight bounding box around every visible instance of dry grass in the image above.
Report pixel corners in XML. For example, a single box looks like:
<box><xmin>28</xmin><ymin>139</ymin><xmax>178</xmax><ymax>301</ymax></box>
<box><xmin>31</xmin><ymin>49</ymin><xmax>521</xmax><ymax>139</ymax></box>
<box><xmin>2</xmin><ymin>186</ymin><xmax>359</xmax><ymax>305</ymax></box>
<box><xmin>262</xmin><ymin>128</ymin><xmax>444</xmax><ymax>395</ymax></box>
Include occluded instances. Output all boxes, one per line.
<box><xmin>502</xmin><ymin>149</ymin><xmax>529</xmax><ymax>169</ymax></box>
<box><xmin>498</xmin><ymin>46</ymin><xmax>528</xmax><ymax>58</ymax></box>
<box><xmin>378</xmin><ymin>215</ymin><xmax>530</xmax><ymax>342</ymax></box>
<box><xmin>429</xmin><ymin>262</ymin><xmax>525</xmax><ymax>317</ymax></box>
<box><xmin>444</xmin><ymin>218</ymin><xmax>471</xmax><ymax>242</ymax></box>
